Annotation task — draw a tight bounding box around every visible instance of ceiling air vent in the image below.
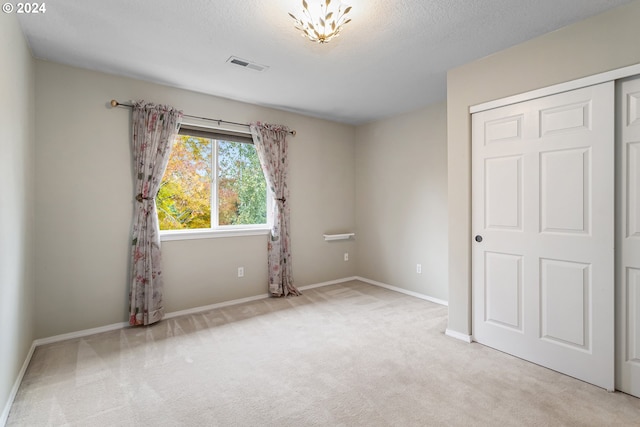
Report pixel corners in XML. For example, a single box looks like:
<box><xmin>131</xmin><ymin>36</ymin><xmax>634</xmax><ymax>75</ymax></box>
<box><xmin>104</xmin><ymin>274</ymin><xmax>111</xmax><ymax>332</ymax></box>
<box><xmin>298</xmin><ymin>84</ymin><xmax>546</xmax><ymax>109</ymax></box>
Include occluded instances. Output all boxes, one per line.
<box><xmin>226</xmin><ymin>56</ymin><xmax>269</xmax><ymax>72</ymax></box>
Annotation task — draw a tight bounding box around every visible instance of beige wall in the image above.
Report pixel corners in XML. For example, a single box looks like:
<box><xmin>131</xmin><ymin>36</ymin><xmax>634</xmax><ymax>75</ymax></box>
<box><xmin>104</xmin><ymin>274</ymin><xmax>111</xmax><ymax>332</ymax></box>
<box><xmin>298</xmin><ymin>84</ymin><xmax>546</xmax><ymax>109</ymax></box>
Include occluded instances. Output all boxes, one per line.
<box><xmin>34</xmin><ymin>61</ymin><xmax>356</xmax><ymax>338</ymax></box>
<box><xmin>355</xmin><ymin>103</ymin><xmax>448</xmax><ymax>301</ymax></box>
<box><xmin>0</xmin><ymin>14</ymin><xmax>35</xmax><ymax>420</ymax></box>
<box><xmin>446</xmin><ymin>0</ymin><xmax>640</xmax><ymax>335</ymax></box>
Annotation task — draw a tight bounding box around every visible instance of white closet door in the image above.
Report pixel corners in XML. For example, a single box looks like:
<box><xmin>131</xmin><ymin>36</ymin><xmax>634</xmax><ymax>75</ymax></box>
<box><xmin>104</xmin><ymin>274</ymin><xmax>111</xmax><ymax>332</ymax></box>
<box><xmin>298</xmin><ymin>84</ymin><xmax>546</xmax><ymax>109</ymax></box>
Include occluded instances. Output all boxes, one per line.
<box><xmin>472</xmin><ymin>82</ymin><xmax>615</xmax><ymax>390</ymax></box>
<box><xmin>617</xmin><ymin>76</ymin><xmax>640</xmax><ymax>397</ymax></box>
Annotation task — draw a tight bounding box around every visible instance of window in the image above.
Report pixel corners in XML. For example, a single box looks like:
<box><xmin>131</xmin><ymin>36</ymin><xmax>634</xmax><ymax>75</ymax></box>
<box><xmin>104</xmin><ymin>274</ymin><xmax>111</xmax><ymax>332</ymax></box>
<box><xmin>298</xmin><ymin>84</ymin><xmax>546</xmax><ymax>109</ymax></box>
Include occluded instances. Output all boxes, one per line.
<box><xmin>156</xmin><ymin>126</ymin><xmax>271</xmax><ymax>238</ymax></box>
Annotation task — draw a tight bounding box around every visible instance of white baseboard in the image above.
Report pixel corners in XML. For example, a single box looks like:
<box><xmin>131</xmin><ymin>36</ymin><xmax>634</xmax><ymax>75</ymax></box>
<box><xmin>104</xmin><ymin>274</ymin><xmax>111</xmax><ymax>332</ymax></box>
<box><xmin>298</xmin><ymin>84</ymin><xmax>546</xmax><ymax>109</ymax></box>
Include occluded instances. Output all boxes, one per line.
<box><xmin>166</xmin><ymin>277</ymin><xmax>360</xmax><ymax>319</ymax></box>
<box><xmin>445</xmin><ymin>328</ymin><xmax>473</xmax><ymax>343</ymax></box>
<box><xmin>164</xmin><ymin>293</ymin><xmax>270</xmax><ymax>319</ymax></box>
<box><xmin>1</xmin><ymin>341</ymin><xmax>36</xmax><ymax>427</ymax></box>
<box><xmin>355</xmin><ymin>276</ymin><xmax>449</xmax><ymax>307</ymax></box>
<box><xmin>34</xmin><ymin>321</ymin><xmax>129</xmax><ymax>347</ymax></box>
<box><xmin>297</xmin><ymin>276</ymin><xmax>359</xmax><ymax>291</ymax></box>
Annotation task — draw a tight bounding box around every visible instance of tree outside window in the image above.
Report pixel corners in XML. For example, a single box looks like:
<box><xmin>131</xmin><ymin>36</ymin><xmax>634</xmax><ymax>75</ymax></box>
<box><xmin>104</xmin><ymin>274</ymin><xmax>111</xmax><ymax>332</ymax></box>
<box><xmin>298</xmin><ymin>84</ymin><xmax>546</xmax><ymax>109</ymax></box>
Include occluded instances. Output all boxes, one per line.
<box><xmin>156</xmin><ymin>132</ymin><xmax>268</xmax><ymax>230</ymax></box>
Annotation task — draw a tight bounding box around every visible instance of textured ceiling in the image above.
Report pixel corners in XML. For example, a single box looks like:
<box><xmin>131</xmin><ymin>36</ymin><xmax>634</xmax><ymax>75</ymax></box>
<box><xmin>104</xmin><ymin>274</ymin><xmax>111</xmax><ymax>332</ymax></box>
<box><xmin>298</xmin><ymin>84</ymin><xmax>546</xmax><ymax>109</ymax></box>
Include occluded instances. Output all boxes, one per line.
<box><xmin>17</xmin><ymin>0</ymin><xmax>633</xmax><ymax>124</ymax></box>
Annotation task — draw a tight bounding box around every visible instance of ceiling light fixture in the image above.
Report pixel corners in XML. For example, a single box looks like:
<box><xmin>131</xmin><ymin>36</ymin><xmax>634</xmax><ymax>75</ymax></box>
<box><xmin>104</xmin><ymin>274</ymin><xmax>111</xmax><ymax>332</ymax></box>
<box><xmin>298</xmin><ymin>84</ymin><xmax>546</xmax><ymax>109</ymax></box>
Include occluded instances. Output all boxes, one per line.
<box><xmin>289</xmin><ymin>0</ymin><xmax>352</xmax><ymax>44</ymax></box>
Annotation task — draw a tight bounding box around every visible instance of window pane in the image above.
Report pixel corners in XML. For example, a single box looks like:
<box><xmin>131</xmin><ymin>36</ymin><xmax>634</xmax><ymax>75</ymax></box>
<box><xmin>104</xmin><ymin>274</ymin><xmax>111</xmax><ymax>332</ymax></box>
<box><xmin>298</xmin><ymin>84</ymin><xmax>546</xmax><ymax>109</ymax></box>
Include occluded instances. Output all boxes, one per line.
<box><xmin>157</xmin><ymin>135</ymin><xmax>212</xmax><ymax>230</ymax></box>
<box><xmin>217</xmin><ymin>140</ymin><xmax>267</xmax><ymax>226</ymax></box>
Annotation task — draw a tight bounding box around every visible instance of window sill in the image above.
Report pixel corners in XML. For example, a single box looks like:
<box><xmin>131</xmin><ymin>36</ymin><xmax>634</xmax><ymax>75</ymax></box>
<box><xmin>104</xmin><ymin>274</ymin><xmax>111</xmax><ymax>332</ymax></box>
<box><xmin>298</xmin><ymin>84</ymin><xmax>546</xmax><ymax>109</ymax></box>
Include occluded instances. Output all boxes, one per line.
<box><xmin>160</xmin><ymin>227</ymin><xmax>271</xmax><ymax>241</ymax></box>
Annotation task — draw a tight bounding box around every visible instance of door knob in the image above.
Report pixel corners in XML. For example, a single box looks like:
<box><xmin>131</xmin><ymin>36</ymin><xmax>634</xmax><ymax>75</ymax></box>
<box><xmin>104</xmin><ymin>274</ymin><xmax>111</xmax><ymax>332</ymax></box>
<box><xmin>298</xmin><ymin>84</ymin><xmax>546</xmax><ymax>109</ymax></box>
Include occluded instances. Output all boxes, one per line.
<box><xmin>475</xmin><ymin>235</ymin><xmax>483</xmax><ymax>243</ymax></box>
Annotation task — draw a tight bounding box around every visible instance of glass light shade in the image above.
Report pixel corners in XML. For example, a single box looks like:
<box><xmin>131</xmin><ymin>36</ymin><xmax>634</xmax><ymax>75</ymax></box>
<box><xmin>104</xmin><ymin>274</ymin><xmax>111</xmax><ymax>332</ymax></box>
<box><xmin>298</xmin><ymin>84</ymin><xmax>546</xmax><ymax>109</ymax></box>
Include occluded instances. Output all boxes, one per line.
<box><xmin>289</xmin><ymin>0</ymin><xmax>352</xmax><ymax>44</ymax></box>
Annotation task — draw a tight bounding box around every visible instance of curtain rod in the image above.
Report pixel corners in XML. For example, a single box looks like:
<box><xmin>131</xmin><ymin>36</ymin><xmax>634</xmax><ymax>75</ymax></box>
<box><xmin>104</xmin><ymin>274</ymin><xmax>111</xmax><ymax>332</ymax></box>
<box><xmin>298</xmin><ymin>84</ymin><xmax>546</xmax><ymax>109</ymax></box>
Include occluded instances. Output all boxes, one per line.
<box><xmin>109</xmin><ymin>100</ymin><xmax>296</xmax><ymax>136</ymax></box>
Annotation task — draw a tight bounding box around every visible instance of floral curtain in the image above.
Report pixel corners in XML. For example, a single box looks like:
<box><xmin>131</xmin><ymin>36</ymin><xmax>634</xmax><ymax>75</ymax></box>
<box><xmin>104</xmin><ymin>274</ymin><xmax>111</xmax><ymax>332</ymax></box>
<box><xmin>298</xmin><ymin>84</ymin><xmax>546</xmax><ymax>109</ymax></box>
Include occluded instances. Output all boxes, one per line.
<box><xmin>250</xmin><ymin>123</ymin><xmax>300</xmax><ymax>297</ymax></box>
<box><xmin>129</xmin><ymin>101</ymin><xmax>183</xmax><ymax>325</ymax></box>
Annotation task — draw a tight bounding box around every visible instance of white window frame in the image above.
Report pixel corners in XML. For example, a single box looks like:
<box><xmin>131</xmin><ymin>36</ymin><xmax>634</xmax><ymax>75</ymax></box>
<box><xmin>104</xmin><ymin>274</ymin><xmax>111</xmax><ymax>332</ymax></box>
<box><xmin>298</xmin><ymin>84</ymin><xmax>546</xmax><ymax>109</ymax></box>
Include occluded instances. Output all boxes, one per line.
<box><xmin>159</xmin><ymin>118</ymin><xmax>273</xmax><ymax>241</ymax></box>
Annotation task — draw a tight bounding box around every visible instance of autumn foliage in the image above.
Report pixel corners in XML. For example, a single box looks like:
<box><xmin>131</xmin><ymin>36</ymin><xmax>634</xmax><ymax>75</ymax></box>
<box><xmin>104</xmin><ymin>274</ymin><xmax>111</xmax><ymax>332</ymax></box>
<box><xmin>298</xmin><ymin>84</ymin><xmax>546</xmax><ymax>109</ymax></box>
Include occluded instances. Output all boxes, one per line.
<box><xmin>156</xmin><ymin>135</ymin><xmax>267</xmax><ymax>230</ymax></box>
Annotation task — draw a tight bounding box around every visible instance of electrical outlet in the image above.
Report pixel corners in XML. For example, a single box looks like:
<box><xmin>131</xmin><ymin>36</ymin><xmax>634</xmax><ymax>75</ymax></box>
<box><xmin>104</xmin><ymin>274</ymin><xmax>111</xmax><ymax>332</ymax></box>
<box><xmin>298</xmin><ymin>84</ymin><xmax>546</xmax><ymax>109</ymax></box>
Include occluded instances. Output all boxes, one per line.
<box><xmin>416</xmin><ymin>264</ymin><xmax>422</xmax><ymax>274</ymax></box>
<box><xmin>237</xmin><ymin>267</ymin><xmax>244</xmax><ymax>278</ymax></box>
<box><xmin>344</xmin><ymin>252</ymin><xmax>349</xmax><ymax>262</ymax></box>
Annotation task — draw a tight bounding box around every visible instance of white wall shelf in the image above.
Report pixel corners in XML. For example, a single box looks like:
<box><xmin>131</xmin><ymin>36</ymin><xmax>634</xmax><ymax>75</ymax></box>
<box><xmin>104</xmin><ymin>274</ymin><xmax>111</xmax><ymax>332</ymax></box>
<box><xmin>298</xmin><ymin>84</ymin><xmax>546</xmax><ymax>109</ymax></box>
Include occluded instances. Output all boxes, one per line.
<box><xmin>323</xmin><ymin>233</ymin><xmax>355</xmax><ymax>241</ymax></box>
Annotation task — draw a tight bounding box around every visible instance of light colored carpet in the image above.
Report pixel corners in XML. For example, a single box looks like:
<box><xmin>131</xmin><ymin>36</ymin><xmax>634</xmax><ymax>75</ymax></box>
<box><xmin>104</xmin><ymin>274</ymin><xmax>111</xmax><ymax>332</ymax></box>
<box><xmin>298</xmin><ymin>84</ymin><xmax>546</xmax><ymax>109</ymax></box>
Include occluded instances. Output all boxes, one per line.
<box><xmin>7</xmin><ymin>280</ymin><xmax>640</xmax><ymax>426</ymax></box>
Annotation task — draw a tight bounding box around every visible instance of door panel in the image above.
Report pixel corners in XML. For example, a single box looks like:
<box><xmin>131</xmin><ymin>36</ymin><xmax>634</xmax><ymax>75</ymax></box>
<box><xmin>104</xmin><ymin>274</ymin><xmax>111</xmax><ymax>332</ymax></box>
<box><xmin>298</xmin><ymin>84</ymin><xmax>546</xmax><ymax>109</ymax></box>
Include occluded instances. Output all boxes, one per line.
<box><xmin>484</xmin><ymin>115</ymin><xmax>524</xmax><ymax>143</ymax></box>
<box><xmin>485</xmin><ymin>252</ymin><xmax>523</xmax><ymax>331</ymax></box>
<box><xmin>628</xmin><ymin>142</ymin><xmax>640</xmax><ymax>238</ymax></box>
<box><xmin>627</xmin><ymin>268</ymin><xmax>640</xmax><ymax>362</ymax></box>
<box><xmin>540</xmin><ymin>148</ymin><xmax>590</xmax><ymax>234</ymax></box>
<box><xmin>540</xmin><ymin>101</ymin><xmax>590</xmax><ymax>136</ymax></box>
<box><xmin>485</xmin><ymin>156</ymin><xmax>523</xmax><ymax>230</ymax></box>
<box><xmin>473</xmin><ymin>82</ymin><xmax>614</xmax><ymax>390</ymax></box>
<box><xmin>616</xmin><ymin>77</ymin><xmax>640</xmax><ymax>397</ymax></box>
<box><xmin>540</xmin><ymin>258</ymin><xmax>589</xmax><ymax>350</ymax></box>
